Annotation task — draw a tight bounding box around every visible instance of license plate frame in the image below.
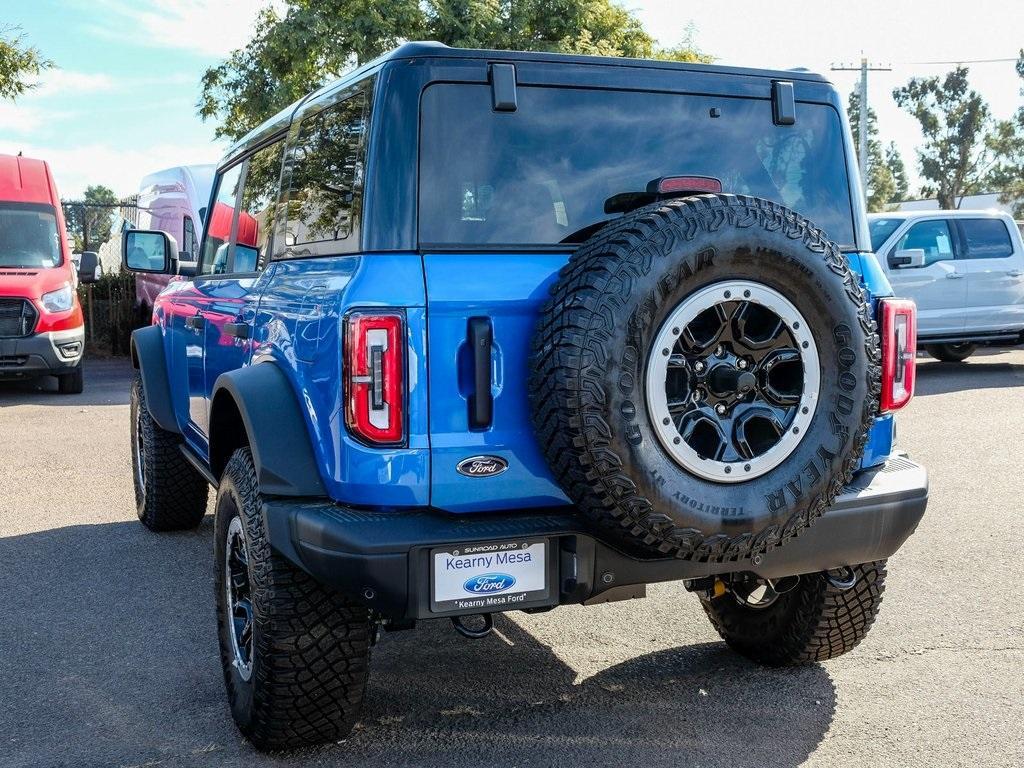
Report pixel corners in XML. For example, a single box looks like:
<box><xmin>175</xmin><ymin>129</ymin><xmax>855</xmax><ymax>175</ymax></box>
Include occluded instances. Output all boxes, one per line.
<box><xmin>429</xmin><ymin>537</ymin><xmax>553</xmax><ymax>615</ymax></box>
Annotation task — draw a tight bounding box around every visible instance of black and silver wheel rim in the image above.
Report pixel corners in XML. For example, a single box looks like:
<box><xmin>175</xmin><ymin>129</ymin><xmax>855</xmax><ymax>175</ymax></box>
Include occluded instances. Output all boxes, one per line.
<box><xmin>224</xmin><ymin>516</ymin><xmax>254</xmax><ymax>681</ymax></box>
<box><xmin>132</xmin><ymin>406</ymin><xmax>146</xmax><ymax>492</ymax></box>
<box><xmin>646</xmin><ymin>280</ymin><xmax>820</xmax><ymax>483</ymax></box>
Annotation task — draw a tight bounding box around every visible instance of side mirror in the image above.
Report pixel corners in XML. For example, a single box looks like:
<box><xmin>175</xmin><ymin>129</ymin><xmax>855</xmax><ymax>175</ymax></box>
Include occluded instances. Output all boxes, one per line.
<box><xmin>78</xmin><ymin>251</ymin><xmax>101</xmax><ymax>284</ymax></box>
<box><xmin>890</xmin><ymin>248</ymin><xmax>926</xmax><ymax>269</ymax></box>
<box><xmin>123</xmin><ymin>230</ymin><xmax>179</xmax><ymax>274</ymax></box>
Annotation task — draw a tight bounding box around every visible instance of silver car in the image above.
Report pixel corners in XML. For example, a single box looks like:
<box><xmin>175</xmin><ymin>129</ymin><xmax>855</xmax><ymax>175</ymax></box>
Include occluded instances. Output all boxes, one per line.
<box><xmin>868</xmin><ymin>210</ymin><xmax>1024</xmax><ymax>361</ymax></box>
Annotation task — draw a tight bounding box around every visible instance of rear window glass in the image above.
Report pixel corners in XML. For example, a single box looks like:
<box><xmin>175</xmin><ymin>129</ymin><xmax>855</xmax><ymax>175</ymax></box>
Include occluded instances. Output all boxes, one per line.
<box><xmin>0</xmin><ymin>204</ymin><xmax>61</xmax><ymax>268</ymax></box>
<box><xmin>959</xmin><ymin>218</ymin><xmax>1013</xmax><ymax>259</ymax></box>
<box><xmin>419</xmin><ymin>85</ymin><xmax>855</xmax><ymax>248</ymax></box>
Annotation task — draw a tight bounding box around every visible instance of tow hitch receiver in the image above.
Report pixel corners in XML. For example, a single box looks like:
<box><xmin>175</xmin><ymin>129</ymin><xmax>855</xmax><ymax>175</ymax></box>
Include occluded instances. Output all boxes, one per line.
<box><xmin>451</xmin><ymin>613</ymin><xmax>493</xmax><ymax>639</ymax></box>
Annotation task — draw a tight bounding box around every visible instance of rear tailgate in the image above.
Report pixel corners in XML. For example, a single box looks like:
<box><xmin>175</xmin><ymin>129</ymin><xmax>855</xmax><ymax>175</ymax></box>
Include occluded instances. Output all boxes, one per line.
<box><xmin>424</xmin><ymin>253</ymin><xmax>571</xmax><ymax>513</ymax></box>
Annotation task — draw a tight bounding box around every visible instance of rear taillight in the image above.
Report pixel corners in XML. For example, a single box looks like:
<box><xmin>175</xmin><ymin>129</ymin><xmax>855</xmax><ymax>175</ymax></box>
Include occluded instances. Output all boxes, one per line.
<box><xmin>344</xmin><ymin>310</ymin><xmax>405</xmax><ymax>445</ymax></box>
<box><xmin>879</xmin><ymin>298</ymin><xmax>917</xmax><ymax>412</ymax></box>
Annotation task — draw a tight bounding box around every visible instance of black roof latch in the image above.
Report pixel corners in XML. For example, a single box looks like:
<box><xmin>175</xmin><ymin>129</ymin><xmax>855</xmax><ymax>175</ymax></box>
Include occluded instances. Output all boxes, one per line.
<box><xmin>772</xmin><ymin>80</ymin><xmax>796</xmax><ymax>126</ymax></box>
<box><xmin>490</xmin><ymin>63</ymin><xmax>518</xmax><ymax>112</ymax></box>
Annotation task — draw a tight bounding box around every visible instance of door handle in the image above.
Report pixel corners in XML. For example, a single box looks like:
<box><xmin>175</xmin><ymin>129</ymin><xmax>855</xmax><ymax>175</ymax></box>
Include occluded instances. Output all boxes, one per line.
<box><xmin>467</xmin><ymin>317</ymin><xmax>493</xmax><ymax>429</ymax></box>
<box><xmin>945</xmin><ymin>272</ymin><xmax>965</xmax><ymax>279</ymax></box>
<box><xmin>1007</xmin><ymin>269</ymin><xmax>1024</xmax><ymax>278</ymax></box>
<box><xmin>223</xmin><ymin>322</ymin><xmax>250</xmax><ymax>340</ymax></box>
<box><xmin>185</xmin><ymin>314</ymin><xmax>205</xmax><ymax>330</ymax></box>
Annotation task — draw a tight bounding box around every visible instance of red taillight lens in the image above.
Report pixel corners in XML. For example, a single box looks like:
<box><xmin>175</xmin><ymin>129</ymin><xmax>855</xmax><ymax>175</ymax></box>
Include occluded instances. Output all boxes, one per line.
<box><xmin>879</xmin><ymin>298</ymin><xmax>917</xmax><ymax>412</ymax></box>
<box><xmin>344</xmin><ymin>310</ymin><xmax>405</xmax><ymax>445</ymax></box>
<box><xmin>651</xmin><ymin>175</ymin><xmax>723</xmax><ymax>194</ymax></box>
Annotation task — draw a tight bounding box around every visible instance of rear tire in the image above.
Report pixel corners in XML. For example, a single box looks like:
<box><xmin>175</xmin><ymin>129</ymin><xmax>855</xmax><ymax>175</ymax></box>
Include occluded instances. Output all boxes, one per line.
<box><xmin>925</xmin><ymin>342</ymin><xmax>976</xmax><ymax>362</ymax></box>
<box><xmin>130</xmin><ymin>373</ymin><xmax>208</xmax><ymax>531</ymax></box>
<box><xmin>58</xmin><ymin>366</ymin><xmax>83</xmax><ymax>394</ymax></box>
<box><xmin>699</xmin><ymin>560</ymin><xmax>887</xmax><ymax>665</ymax></box>
<box><xmin>215</xmin><ymin>447</ymin><xmax>372</xmax><ymax>752</ymax></box>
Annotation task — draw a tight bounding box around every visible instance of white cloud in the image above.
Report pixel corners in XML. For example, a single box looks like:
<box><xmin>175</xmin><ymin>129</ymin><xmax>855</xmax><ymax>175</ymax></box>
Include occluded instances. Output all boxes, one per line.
<box><xmin>0</xmin><ymin>140</ymin><xmax>227</xmax><ymax>199</ymax></box>
<box><xmin>86</xmin><ymin>0</ymin><xmax>283</xmax><ymax>58</ymax></box>
<box><xmin>0</xmin><ymin>102</ymin><xmax>47</xmax><ymax>134</ymax></box>
<box><xmin>31</xmin><ymin>70</ymin><xmax>116</xmax><ymax>98</ymax></box>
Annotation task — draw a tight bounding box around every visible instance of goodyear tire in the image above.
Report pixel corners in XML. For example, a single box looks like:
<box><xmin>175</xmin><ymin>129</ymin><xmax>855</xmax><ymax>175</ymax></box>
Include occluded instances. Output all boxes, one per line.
<box><xmin>699</xmin><ymin>561</ymin><xmax>888</xmax><ymax>665</ymax></box>
<box><xmin>530</xmin><ymin>195</ymin><xmax>879</xmax><ymax>561</ymax></box>
<box><xmin>215</xmin><ymin>447</ymin><xmax>372</xmax><ymax>751</ymax></box>
<box><xmin>130</xmin><ymin>373</ymin><xmax>208</xmax><ymax>531</ymax></box>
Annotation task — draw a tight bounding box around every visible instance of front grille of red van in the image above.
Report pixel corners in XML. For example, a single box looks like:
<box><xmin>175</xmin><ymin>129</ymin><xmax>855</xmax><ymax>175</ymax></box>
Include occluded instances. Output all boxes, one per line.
<box><xmin>0</xmin><ymin>298</ymin><xmax>37</xmax><ymax>338</ymax></box>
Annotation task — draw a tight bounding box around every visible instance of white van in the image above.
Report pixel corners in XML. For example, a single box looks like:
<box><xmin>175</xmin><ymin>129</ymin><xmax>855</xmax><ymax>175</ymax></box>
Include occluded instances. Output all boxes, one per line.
<box><xmin>133</xmin><ymin>165</ymin><xmax>214</xmax><ymax>310</ymax></box>
<box><xmin>869</xmin><ymin>210</ymin><xmax>1024</xmax><ymax>361</ymax></box>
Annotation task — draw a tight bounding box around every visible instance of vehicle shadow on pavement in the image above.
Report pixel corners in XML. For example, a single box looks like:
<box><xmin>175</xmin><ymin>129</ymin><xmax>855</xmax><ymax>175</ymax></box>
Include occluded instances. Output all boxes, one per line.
<box><xmin>914</xmin><ymin>356</ymin><xmax>1024</xmax><ymax>397</ymax></box>
<box><xmin>0</xmin><ymin>518</ymin><xmax>836</xmax><ymax>768</ymax></box>
<box><xmin>0</xmin><ymin>358</ymin><xmax>134</xmax><ymax>407</ymax></box>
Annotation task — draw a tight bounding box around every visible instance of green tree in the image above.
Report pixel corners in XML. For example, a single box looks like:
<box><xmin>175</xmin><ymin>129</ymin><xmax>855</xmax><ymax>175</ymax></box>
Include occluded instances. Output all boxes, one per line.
<box><xmin>199</xmin><ymin>0</ymin><xmax>712</xmax><ymax>141</ymax></box>
<box><xmin>885</xmin><ymin>141</ymin><xmax>909</xmax><ymax>202</ymax></box>
<box><xmin>987</xmin><ymin>51</ymin><xmax>1024</xmax><ymax>216</ymax></box>
<box><xmin>0</xmin><ymin>25</ymin><xmax>52</xmax><ymax>100</ymax></box>
<box><xmin>893</xmin><ymin>67</ymin><xmax>994</xmax><ymax>209</ymax></box>
<box><xmin>62</xmin><ymin>186</ymin><xmax>119</xmax><ymax>252</ymax></box>
<box><xmin>847</xmin><ymin>89</ymin><xmax>897</xmax><ymax>211</ymax></box>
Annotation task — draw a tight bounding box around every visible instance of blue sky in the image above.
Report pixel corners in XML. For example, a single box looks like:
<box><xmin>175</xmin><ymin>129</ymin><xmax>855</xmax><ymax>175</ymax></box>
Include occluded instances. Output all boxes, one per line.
<box><xmin>0</xmin><ymin>0</ymin><xmax>270</xmax><ymax>198</ymax></box>
<box><xmin>2</xmin><ymin>0</ymin><xmax>1023</xmax><ymax>200</ymax></box>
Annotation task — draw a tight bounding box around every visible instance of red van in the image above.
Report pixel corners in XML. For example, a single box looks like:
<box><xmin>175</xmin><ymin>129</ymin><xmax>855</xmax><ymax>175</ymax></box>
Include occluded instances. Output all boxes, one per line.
<box><xmin>0</xmin><ymin>153</ymin><xmax>97</xmax><ymax>393</ymax></box>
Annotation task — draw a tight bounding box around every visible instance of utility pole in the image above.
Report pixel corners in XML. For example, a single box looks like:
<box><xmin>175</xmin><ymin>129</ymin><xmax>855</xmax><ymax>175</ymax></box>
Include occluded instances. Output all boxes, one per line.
<box><xmin>831</xmin><ymin>57</ymin><xmax>892</xmax><ymax>185</ymax></box>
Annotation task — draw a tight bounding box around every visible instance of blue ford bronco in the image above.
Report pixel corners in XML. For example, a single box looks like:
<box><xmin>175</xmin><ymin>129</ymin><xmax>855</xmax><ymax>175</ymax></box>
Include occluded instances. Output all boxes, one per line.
<box><xmin>124</xmin><ymin>42</ymin><xmax>928</xmax><ymax>751</ymax></box>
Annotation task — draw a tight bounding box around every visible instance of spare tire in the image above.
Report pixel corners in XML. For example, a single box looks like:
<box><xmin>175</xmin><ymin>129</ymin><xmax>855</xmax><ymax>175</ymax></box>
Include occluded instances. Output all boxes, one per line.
<box><xmin>530</xmin><ymin>194</ymin><xmax>879</xmax><ymax>561</ymax></box>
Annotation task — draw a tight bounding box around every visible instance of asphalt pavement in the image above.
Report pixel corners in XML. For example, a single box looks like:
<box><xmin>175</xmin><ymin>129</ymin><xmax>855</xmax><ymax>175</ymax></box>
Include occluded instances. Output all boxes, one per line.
<box><xmin>1</xmin><ymin>351</ymin><xmax>1022</xmax><ymax>768</ymax></box>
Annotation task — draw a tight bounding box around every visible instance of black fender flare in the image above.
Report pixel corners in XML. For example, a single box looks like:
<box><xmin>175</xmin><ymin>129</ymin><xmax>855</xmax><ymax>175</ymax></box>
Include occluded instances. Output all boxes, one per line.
<box><xmin>209</xmin><ymin>363</ymin><xmax>327</xmax><ymax>497</ymax></box>
<box><xmin>130</xmin><ymin>325</ymin><xmax>179</xmax><ymax>434</ymax></box>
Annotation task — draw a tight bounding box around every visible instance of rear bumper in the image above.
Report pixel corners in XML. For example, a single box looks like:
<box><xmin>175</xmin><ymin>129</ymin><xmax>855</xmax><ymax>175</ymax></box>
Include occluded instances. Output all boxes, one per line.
<box><xmin>0</xmin><ymin>328</ymin><xmax>84</xmax><ymax>379</ymax></box>
<box><xmin>265</xmin><ymin>455</ymin><xmax>928</xmax><ymax>621</ymax></box>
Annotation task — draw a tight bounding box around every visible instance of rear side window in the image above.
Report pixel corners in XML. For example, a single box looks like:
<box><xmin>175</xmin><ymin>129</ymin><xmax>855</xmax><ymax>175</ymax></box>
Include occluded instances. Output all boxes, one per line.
<box><xmin>235</xmin><ymin>139</ymin><xmax>286</xmax><ymax>272</ymax></box>
<box><xmin>419</xmin><ymin>85</ymin><xmax>855</xmax><ymax>248</ymax></box>
<box><xmin>281</xmin><ymin>89</ymin><xmax>370</xmax><ymax>256</ymax></box>
<box><xmin>959</xmin><ymin>218</ymin><xmax>1013</xmax><ymax>259</ymax></box>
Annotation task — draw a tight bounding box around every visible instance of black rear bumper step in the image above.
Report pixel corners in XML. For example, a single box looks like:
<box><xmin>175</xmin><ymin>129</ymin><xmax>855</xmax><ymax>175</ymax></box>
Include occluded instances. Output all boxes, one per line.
<box><xmin>264</xmin><ymin>455</ymin><xmax>928</xmax><ymax>621</ymax></box>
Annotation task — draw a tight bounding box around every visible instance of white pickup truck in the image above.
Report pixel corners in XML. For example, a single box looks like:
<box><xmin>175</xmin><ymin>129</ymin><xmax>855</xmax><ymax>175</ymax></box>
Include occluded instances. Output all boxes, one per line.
<box><xmin>868</xmin><ymin>210</ymin><xmax>1024</xmax><ymax>361</ymax></box>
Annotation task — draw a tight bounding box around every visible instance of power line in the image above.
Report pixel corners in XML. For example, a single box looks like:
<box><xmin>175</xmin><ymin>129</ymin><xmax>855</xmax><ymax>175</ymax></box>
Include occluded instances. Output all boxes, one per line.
<box><xmin>906</xmin><ymin>57</ymin><xmax>1019</xmax><ymax>65</ymax></box>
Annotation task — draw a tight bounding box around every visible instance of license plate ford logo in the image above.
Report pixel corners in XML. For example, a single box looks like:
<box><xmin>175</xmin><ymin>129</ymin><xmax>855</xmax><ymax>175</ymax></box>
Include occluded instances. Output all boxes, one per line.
<box><xmin>463</xmin><ymin>573</ymin><xmax>516</xmax><ymax>594</ymax></box>
<box><xmin>456</xmin><ymin>455</ymin><xmax>509</xmax><ymax>477</ymax></box>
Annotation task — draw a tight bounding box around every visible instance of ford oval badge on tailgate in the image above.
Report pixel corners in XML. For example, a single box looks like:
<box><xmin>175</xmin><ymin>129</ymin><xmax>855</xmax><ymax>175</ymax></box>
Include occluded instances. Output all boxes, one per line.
<box><xmin>456</xmin><ymin>455</ymin><xmax>509</xmax><ymax>478</ymax></box>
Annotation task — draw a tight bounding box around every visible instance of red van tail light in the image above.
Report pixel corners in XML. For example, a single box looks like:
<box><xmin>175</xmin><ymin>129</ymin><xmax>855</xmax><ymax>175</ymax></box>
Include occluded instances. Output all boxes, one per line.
<box><xmin>344</xmin><ymin>310</ymin><xmax>405</xmax><ymax>445</ymax></box>
<box><xmin>879</xmin><ymin>298</ymin><xmax>917</xmax><ymax>412</ymax></box>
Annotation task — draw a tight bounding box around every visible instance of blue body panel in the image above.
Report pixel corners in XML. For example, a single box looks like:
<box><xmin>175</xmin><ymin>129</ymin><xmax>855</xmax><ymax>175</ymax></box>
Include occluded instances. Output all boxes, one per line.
<box><xmin>423</xmin><ymin>253</ymin><xmax>571</xmax><ymax>512</ymax></box>
<box><xmin>252</xmin><ymin>254</ymin><xmax>431</xmax><ymax>507</ymax></box>
<box><xmin>150</xmin><ymin>47</ymin><xmax>901</xmax><ymax>514</ymax></box>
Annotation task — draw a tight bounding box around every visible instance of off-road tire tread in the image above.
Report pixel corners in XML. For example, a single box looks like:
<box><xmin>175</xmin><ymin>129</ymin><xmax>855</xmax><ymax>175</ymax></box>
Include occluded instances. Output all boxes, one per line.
<box><xmin>530</xmin><ymin>194</ymin><xmax>880</xmax><ymax>561</ymax></box>
<box><xmin>699</xmin><ymin>560</ymin><xmax>887</xmax><ymax>665</ymax></box>
<box><xmin>217</xmin><ymin>448</ymin><xmax>371</xmax><ymax>752</ymax></box>
<box><xmin>131</xmin><ymin>373</ymin><xmax>208</xmax><ymax>531</ymax></box>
